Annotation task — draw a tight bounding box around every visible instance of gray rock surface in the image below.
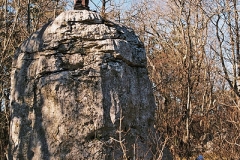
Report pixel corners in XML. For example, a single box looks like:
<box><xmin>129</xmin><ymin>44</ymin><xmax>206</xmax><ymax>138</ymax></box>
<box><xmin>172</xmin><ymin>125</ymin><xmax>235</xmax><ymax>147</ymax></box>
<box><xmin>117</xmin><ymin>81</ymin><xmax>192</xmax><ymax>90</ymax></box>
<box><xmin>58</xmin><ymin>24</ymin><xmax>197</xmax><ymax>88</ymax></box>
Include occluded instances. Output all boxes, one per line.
<box><xmin>8</xmin><ymin>10</ymin><xmax>156</xmax><ymax>160</ymax></box>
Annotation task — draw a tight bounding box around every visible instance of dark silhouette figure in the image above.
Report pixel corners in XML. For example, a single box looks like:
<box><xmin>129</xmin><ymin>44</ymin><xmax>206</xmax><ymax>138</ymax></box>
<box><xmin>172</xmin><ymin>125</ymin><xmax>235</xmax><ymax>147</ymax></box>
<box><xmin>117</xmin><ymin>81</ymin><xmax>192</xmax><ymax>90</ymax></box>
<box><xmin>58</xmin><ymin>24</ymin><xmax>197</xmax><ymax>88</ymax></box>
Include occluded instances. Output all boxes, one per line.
<box><xmin>74</xmin><ymin>0</ymin><xmax>89</xmax><ymax>10</ymax></box>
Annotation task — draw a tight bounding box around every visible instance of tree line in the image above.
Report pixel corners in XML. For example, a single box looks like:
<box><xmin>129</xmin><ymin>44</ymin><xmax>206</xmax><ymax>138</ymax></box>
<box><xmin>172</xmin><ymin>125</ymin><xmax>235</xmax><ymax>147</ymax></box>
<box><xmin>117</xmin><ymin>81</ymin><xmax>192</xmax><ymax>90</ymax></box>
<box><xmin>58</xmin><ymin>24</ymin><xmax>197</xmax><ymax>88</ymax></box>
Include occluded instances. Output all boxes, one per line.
<box><xmin>0</xmin><ymin>0</ymin><xmax>240</xmax><ymax>159</ymax></box>
<box><xmin>123</xmin><ymin>0</ymin><xmax>240</xmax><ymax>159</ymax></box>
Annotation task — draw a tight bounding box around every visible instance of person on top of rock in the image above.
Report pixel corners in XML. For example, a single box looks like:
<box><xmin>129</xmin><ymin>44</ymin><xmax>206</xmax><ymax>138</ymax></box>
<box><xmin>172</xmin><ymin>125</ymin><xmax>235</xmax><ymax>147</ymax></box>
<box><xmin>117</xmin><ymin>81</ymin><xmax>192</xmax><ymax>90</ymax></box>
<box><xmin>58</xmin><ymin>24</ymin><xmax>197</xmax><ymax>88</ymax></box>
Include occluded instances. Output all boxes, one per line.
<box><xmin>74</xmin><ymin>0</ymin><xmax>89</xmax><ymax>10</ymax></box>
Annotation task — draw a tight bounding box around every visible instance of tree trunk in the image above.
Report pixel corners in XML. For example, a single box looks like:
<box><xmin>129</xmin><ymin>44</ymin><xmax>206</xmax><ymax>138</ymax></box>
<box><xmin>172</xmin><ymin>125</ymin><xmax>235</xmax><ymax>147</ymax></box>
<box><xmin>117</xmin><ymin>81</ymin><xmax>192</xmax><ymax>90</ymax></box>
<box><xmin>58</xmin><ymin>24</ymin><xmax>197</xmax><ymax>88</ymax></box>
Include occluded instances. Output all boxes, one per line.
<box><xmin>27</xmin><ymin>0</ymin><xmax>31</xmax><ymax>33</ymax></box>
<box><xmin>101</xmin><ymin>0</ymin><xmax>106</xmax><ymax>18</ymax></box>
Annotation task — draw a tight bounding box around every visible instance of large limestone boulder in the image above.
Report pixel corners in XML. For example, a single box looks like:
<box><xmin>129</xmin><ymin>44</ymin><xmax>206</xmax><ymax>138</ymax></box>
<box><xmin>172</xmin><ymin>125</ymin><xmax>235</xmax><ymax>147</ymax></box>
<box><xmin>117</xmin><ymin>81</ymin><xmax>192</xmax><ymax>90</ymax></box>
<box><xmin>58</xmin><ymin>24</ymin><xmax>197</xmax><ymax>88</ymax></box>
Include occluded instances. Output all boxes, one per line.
<box><xmin>8</xmin><ymin>10</ymin><xmax>156</xmax><ymax>159</ymax></box>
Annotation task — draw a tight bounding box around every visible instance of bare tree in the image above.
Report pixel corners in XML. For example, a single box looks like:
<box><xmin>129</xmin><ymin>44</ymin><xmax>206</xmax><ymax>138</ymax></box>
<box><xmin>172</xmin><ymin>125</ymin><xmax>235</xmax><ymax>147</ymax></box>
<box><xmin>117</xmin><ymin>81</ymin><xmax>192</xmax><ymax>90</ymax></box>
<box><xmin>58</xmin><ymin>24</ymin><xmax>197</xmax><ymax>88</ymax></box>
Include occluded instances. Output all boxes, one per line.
<box><xmin>120</xmin><ymin>0</ymin><xmax>237</xmax><ymax>159</ymax></box>
<box><xmin>207</xmin><ymin>0</ymin><xmax>240</xmax><ymax>158</ymax></box>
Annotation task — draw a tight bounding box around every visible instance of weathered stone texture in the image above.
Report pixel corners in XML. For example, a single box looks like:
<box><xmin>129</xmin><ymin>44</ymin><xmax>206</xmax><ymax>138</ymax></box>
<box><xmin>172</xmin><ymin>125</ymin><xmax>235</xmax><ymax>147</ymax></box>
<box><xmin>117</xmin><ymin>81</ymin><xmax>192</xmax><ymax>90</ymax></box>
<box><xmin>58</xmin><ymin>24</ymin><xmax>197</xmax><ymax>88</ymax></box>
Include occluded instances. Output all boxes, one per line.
<box><xmin>8</xmin><ymin>10</ymin><xmax>156</xmax><ymax>159</ymax></box>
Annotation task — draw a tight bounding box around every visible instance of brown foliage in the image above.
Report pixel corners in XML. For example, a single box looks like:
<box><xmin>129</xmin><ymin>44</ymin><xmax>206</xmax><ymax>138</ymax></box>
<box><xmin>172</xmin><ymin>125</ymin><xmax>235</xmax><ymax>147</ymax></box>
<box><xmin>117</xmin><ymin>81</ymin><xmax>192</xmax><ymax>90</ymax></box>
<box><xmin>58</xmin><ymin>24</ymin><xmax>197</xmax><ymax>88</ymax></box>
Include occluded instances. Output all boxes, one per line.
<box><xmin>122</xmin><ymin>0</ymin><xmax>240</xmax><ymax>159</ymax></box>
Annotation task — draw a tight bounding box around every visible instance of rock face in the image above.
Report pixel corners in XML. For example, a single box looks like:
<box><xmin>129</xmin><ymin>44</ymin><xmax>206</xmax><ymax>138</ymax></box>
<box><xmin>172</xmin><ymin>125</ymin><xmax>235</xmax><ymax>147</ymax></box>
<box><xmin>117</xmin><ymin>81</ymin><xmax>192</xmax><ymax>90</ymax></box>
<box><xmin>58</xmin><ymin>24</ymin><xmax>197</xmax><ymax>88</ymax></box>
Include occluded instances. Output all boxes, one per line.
<box><xmin>8</xmin><ymin>10</ymin><xmax>156</xmax><ymax>159</ymax></box>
